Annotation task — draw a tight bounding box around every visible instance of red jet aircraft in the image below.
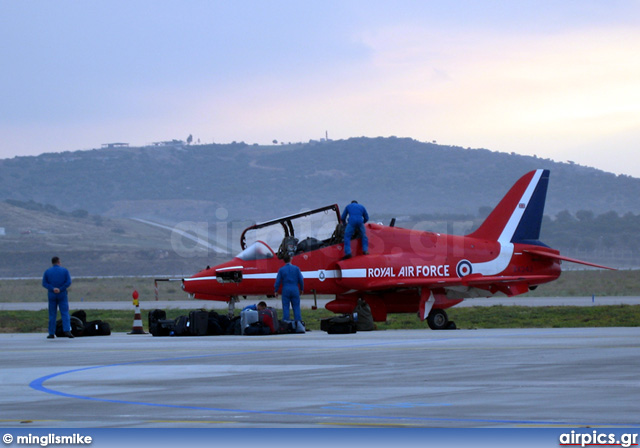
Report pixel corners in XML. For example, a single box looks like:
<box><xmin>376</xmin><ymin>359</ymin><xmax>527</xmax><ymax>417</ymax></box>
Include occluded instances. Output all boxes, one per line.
<box><xmin>182</xmin><ymin>169</ymin><xmax>614</xmax><ymax>329</ymax></box>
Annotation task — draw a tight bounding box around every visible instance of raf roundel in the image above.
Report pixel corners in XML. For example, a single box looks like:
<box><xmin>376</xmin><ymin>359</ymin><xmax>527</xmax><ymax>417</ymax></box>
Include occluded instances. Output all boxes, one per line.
<box><xmin>456</xmin><ymin>260</ymin><xmax>473</xmax><ymax>277</ymax></box>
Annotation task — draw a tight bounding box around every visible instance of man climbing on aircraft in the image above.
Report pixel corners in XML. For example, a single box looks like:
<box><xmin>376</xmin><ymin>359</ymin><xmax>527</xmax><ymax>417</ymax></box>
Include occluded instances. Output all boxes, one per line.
<box><xmin>341</xmin><ymin>200</ymin><xmax>369</xmax><ymax>259</ymax></box>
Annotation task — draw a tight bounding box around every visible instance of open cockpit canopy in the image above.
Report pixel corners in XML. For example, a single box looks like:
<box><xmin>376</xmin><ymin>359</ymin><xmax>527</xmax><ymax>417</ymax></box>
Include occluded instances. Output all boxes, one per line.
<box><xmin>239</xmin><ymin>204</ymin><xmax>343</xmax><ymax>259</ymax></box>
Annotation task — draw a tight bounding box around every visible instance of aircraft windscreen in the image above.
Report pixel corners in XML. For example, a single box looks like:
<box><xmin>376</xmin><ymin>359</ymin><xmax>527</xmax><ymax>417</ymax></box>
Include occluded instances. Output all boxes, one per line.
<box><xmin>236</xmin><ymin>241</ymin><xmax>275</xmax><ymax>261</ymax></box>
<box><xmin>242</xmin><ymin>206</ymin><xmax>340</xmax><ymax>253</ymax></box>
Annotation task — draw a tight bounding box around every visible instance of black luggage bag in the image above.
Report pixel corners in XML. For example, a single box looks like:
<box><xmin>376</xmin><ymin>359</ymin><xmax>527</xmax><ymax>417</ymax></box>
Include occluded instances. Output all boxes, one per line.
<box><xmin>244</xmin><ymin>322</ymin><xmax>271</xmax><ymax>336</ymax></box>
<box><xmin>56</xmin><ymin>316</ymin><xmax>85</xmax><ymax>337</ymax></box>
<box><xmin>173</xmin><ymin>315</ymin><xmax>190</xmax><ymax>336</ymax></box>
<box><xmin>71</xmin><ymin>310</ymin><xmax>87</xmax><ymax>325</ymax></box>
<box><xmin>152</xmin><ymin>319</ymin><xmax>176</xmax><ymax>337</ymax></box>
<box><xmin>84</xmin><ymin>320</ymin><xmax>111</xmax><ymax>336</ymax></box>
<box><xmin>189</xmin><ymin>310</ymin><xmax>209</xmax><ymax>336</ymax></box>
<box><xmin>321</xmin><ymin>314</ymin><xmax>357</xmax><ymax>334</ymax></box>
<box><xmin>148</xmin><ymin>309</ymin><xmax>167</xmax><ymax>336</ymax></box>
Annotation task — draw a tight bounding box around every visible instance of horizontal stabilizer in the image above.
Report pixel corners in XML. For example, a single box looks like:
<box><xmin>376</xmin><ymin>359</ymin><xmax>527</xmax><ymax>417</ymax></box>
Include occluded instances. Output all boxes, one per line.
<box><xmin>523</xmin><ymin>249</ymin><xmax>616</xmax><ymax>270</ymax></box>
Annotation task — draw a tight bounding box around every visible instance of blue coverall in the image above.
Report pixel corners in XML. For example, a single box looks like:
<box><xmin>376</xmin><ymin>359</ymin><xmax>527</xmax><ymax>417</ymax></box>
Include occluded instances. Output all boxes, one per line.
<box><xmin>274</xmin><ymin>262</ymin><xmax>304</xmax><ymax>321</ymax></box>
<box><xmin>341</xmin><ymin>202</ymin><xmax>369</xmax><ymax>256</ymax></box>
<box><xmin>42</xmin><ymin>264</ymin><xmax>72</xmax><ymax>336</ymax></box>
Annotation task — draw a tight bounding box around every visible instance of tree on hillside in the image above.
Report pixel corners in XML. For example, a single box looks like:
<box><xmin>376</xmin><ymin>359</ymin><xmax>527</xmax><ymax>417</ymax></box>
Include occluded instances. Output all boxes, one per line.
<box><xmin>576</xmin><ymin>210</ymin><xmax>594</xmax><ymax>222</ymax></box>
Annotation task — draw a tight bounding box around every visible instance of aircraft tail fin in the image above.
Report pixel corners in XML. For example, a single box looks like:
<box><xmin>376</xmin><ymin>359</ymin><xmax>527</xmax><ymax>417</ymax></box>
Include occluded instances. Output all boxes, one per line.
<box><xmin>468</xmin><ymin>169</ymin><xmax>550</xmax><ymax>245</ymax></box>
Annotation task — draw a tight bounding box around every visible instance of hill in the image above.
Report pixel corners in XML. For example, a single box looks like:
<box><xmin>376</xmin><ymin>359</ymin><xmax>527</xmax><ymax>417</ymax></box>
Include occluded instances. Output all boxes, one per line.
<box><xmin>0</xmin><ymin>201</ymin><xmax>224</xmax><ymax>277</ymax></box>
<box><xmin>1</xmin><ymin>137</ymin><xmax>640</xmax><ymax>276</ymax></box>
<box><xmin>1</xmin><ymin>138</ymin><xmax>639</xmax><ymax>223</ymax></box>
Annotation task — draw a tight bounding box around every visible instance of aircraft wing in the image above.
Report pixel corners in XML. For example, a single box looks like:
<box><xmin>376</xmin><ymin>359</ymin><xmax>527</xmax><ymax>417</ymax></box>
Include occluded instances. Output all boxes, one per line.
<box><xmin>523</xmin><ymin>249</ymin><xmax>616</xmax><ymax>270</ymax></box>
<box><xmin>352</xmin><ymin>274</ymin><xmax>558</xmax><ymax>296</ymax></box>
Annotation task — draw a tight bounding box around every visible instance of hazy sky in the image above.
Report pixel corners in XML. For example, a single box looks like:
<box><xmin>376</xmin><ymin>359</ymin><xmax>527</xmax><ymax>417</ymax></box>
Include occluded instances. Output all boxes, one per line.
<box><xmin>2</xmin><ymin>1</ymin><xmax>639</xmax><ymax>177</ymax></box>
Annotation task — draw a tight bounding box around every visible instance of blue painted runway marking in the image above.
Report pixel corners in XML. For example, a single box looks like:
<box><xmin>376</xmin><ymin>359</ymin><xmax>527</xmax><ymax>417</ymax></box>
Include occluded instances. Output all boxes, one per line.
<box><xmin>28</xmin><ymin>344</ymin><xmax>601</xmax><ymax>427</ymax></box>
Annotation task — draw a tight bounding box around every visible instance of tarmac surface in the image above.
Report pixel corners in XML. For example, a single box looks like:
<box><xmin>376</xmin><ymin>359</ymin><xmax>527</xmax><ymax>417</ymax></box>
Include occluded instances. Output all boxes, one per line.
<box><xmin>1</xmin><ymin>327</ymin><xmax>639</xmax><ymax>428</ymax></box>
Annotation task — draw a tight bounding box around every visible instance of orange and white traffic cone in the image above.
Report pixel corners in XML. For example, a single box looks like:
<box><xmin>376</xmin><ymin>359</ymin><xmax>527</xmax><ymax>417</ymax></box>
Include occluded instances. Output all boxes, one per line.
<box><xmin>128</xmin><ymin>290</ymin><xmax>146</xmax><ymax>335</ymax></box>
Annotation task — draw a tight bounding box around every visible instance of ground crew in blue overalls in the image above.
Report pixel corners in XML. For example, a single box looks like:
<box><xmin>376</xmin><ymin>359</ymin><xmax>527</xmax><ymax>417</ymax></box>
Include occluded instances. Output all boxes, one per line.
<box><xmin>42</xmin><ymin>256</ymin><xmax>73</xmax><ymax>339</ymax></box>
<box><xmin>341</xmin><ymin>200</ymin><xmax>369</xmax><ymax>259</ymax></box>
<box><xmin>274</xmin><ymin>254</ymin><xmax>304</xmax><ymax>322</ymax></box>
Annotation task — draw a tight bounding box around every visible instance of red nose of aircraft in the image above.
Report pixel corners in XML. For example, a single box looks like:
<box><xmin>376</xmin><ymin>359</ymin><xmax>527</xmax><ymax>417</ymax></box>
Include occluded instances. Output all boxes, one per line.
<box><xmin>182</xmin><ymin>263</ymin><xmax>240</xmax><ymax>301</ymax></box>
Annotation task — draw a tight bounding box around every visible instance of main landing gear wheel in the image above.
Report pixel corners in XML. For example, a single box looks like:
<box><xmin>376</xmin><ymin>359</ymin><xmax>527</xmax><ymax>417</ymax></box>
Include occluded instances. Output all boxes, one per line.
<box><xmin>427</xmin><ymin>309</ymin><xmax>449</xmax><ymax>330</ymax></box>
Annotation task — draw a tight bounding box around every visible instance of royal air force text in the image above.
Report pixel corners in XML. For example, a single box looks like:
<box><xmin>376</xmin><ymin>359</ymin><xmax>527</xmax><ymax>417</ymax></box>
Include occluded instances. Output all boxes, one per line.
<box><xmin>367</xmin><ymin>265</ymin><xmax>450</xmax><ymax>278</ymax></box>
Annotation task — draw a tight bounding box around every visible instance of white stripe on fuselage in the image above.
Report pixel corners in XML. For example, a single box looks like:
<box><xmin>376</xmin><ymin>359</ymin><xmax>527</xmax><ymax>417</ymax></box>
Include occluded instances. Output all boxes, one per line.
<box><xmin>184</xmin><ymin>270</ymin><xmax>344</xmax><ymax>282</ymax></box>
<box><xmin>244</xmin><ymin>269</ymin><xmax>353</xmax><ymax>280</ymax></box>
<box><xmin>471</xmin><ymin>242</ymin><xmax>514</xmax><ymax>276</ymax></box>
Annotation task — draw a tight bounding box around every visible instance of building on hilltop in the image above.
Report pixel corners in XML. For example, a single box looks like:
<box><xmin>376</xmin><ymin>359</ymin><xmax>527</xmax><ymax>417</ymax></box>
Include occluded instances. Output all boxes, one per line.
<box><xmin>101</xmin><ymin>143</ymin><xmax>129</xmax><ymax>149</ymax></box>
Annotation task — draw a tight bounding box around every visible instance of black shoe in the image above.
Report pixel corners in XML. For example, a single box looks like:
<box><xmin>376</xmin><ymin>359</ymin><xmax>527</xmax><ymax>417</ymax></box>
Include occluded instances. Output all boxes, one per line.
<box><xmin>363</xmin><ymin>251</ymin><xmax>369</xmax><ymax>255</ymax></box>
<box><xmin>64</xmin><ymin>331</ymin><xmax>74</xmax><ymax>339</ymax></box>
<box><xmin>47</xmin><ymin>334</ymin><xmax>55</xmax><ymax>339</ymax></box>
<box><xmin>341</xmin><ymin>254</ymin><xmax>352</xmax><ymax>260</ymax></box>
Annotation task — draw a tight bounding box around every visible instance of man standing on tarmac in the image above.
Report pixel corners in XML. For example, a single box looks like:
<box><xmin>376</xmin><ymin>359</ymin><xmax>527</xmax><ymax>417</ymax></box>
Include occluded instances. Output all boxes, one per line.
<box><xmin>42</xmin><ymin>256</ymin><xmax>74</xmax><ymax>339</ymax></box>
<box><xmin>341</xmin><ymin>200</ymin><xmax>369</xmax><ymax>259</ymax></box>
<box><xmin>274</xmin><ymin>254</ymin><xmax>304</xmax><ymax>324</ymax></box>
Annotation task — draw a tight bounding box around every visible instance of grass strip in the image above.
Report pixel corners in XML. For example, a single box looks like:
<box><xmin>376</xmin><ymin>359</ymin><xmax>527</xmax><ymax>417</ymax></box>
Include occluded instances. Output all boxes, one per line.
<box><xmin>2</xmin><ymin>305</ymin><xmax>639</xmax><ymax>334</ymax></box>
